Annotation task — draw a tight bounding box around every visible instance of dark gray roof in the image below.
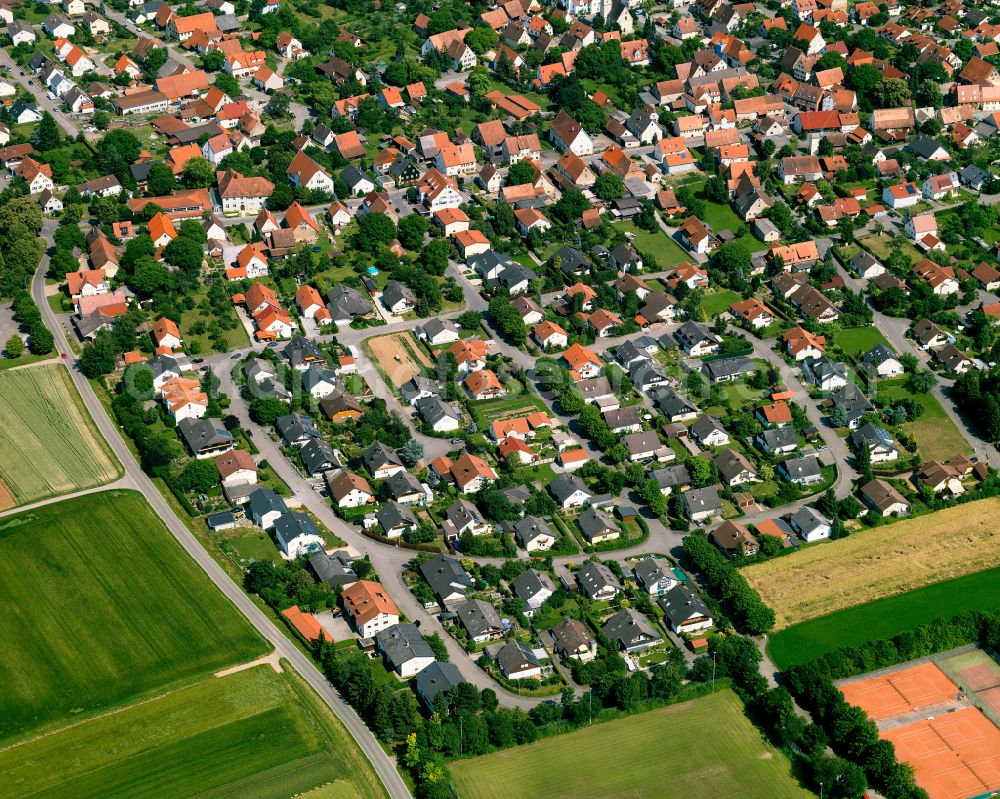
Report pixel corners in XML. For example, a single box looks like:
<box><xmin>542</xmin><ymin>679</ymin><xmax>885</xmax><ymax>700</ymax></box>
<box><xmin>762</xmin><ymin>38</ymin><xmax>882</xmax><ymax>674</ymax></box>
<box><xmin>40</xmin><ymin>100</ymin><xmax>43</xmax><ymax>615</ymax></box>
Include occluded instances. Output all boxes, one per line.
<box><xmin>375</xmin><ymin>623</ymin><xmax>434</xmax><ymax>668</ymax></box>
<box><xmin>281</xmin><ymin>335</ymin><xmax>325</xmax><ymax>367</ymax></box>
<box><xmin>303</xmin><ymin>363</ymin><xmax>338</xmax><ymax>393</ymax></box>
<box><xmin>385</xmin><ymin>469</ymin><xmax>424</xmax><ymax>499</ymax></box>
<box><xmin>309</xmin><ymin>550</ymin><xmax>357</xmax><ymax>586</ymax></box>
<box><xmin>548</xmin><ymin>473</ymin><xmax>591</xmax><ymax>504</ymax></box>
<box><xmin>651</xmin><ymin>463</ymin><xmax>691</xmax><ymax>490</ymax></box>
<box><xmin>416</xmin><ymin>661</ymin><xmax>464</xmax><ymax>708</ymax></box>
<box><xmin>416</xmin><ymin>395</ymin><xmax>460</xmax><ymax>426</ymax></box>
<box><xmin>496</xmin><ymin>639</ymin><xmax>540</xmax><ymax>676</ymax></box>
<box><xmin>376</xmin><ymin>501</ymin><xmax>418</xmax><ymax>532</ymax></box>
<box><xmin>511</xmin><ymin>568</ymin><xmax>554</xmax><ymax>604</ymax></box>
<box><xmin>300</xmin><ymin>437</ymin><xmax>339</xmax><ymax>475</ymax></box>
<box><xmin>513</xmin><ymin>515</ymin><xmax>554</xmax><ymax>547</ymax></box>
<box><xmin>327</xmin><ymin>283</ymin><xmax>372</xmax><ymax>318</ymax></box>
<box><xmin>456</xmin><ymin>598</ymin><xmax>503</xmax><ymax>638</ymax></box>
<box><xmin>419</xmin><ymin>554</ymin><xmax>472</xmax><ymax>601</ymax></box>
<box><xmin>401</xmin><ymin>375</ymin><xmax>442</xmax><ymax>403</ymax></box>
<box><xmin>633</xmin><ymin>557</ymin><xmax>673</xmax><ymax>589</ymax></box>
<box><xmin>363</xmin><ymin>441</ymin><xmax>402</xmax><ymax>473</ymax></box>
<box><xmin>176</xmin><ymin>417</ymin><xmax>232</xmax><ymax>454</ymax></box>
<box><xmin>780</xmin><ymin>453</ymin><xmax>822</xmax><ymax>481</ymax></box>
<box><xmin>682</xmin><ymin>486</ymin><xmax>722</xmax><ymax>515</ymax></box>
<box><xmin>757</xmin><ymin>426</ymin><xmax>797</xmax><ymax>450</ymax></box>
<box><xmin>702</xmin><ymin>356</ymin><xmax>754</xmax><ymax>382</ymax></box>
<box><xmin>576</xmin><ymin>561</ymin><xmax>621</xmax><ymax>599</ymax></box>
<box><xmin>272</xmin><ymin>510</ymin><xmax>319</xmax><ymax>542</ymax></box>
<box><xmin>658</xmin><ymin>584</ymin><xmax>712</xmax><ymax>627</ymax></box>
<box><xmin>382</xmin><ymin>280</ymin><xmax>416</xmax><ymax>309</ymax></box>
<box><xmin>791</xmin><ymin>505</ymin><xmax>830</xmax><ymax>534</ymax></box>
<box><xmin>248</xmin><ymin>487</ymin><xmax>288</xmax><ymax>520</ymax></box>
<box><xmin>863</xmin><ymin>344</ymin><xmax>899</xmax><ymax>366</ymax></box>
<box><xmin>601</xmin><ymin>608</ymin><xmax>660</xmax><ymax>649</ymax></box>
<box><xmin>276</xmin><ymin>412</ymin><xmax>319</xmax><ymax>444</ymax></box>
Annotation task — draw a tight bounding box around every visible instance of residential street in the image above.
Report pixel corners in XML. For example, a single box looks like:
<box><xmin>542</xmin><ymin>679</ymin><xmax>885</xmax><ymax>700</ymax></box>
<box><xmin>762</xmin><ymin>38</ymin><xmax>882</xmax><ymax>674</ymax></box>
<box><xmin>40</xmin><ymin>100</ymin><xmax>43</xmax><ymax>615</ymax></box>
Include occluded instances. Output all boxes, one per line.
<box><xmin>28</xmin><ymin>245</ymin><xmax>414</xmax><ymax>799</ymax></box>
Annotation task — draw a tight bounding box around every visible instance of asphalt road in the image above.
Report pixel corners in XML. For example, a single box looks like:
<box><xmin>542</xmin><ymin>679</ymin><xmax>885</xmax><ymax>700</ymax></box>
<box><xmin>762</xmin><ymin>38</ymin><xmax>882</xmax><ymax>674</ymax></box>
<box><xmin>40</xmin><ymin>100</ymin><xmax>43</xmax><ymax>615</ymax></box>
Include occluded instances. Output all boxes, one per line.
<box><xmin>29</xmin><ymin>227</ymin><xmax>412</xmax><ymax>799</ymax></box>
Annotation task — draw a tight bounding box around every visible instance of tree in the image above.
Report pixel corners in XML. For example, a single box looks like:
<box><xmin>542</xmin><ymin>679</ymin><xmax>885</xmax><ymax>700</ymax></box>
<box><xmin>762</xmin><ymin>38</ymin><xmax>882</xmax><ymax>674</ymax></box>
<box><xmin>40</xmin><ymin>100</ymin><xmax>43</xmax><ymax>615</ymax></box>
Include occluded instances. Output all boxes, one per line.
<box><xmin>268</xmin><ymin>183</ymin><xmax>293</xmax><ymax>211</ymax></box>
<box><xmin>593</xmin><ymin>171</ymin><xmax>624</xmax><ymax>201</ymax></box>
<box><xmin>32</xmin><ymin>112</ymin><xmax>61</xmax><ymax>151</ymax></box>
<box><xmin>163</xmin><ymin>236</ymin><xmax>203</xmax><ymax>273</ymax></box>
<box><xmin>213</xmin><ymin>73</ymin><xmax>240</xmax><ymax>98</ymax></box>
<box><xmin>96</xmin><ymin>129</ymin><xmax>142</xmax><ymax>180</ymax></box>
<box><xmin>506</xmin><ymin>159</ymin><xmax>536</xmax><ymax>187</ymax></box>
<box><xmin>357</xmin><ymin>212</ymin><xmax>397</xmax><ymax>252</ymax></box>
<box><xmin>399</xmin><ymin>438</ymin><xmax>423</xmax><ymax>466</ymax></box>
<box><xmin>177</xmin><ymin>459</ymin><xmax>219</xmax><ymax>493</ymax></box>
<box><xmin>397</xmin><ymin>213</ymin><xmax>429</xmax><ymax>250</ymax></box>
<box><xmin>4</xmin><ymin>335</ymin><xmax>23</xmax><ymax>358</ymax></box>
<box><xmin>147</xmin><ymin>162</ymin><xmax>178</xmax><ymax>196</ymax></box>
<box><xmin>419</xmin><ymin>239</ymin><xmax>451</xmax><ymax>275</ymax></box>
<box><xmin>182</xmin><ymin>156</ymin><xmax>215</xmax><ymax>188</ymax></box>
<box><xmin>703</xmin><ymin>175</ymin><xmax>728</xmax><ymax>203</ymax></box>
<box><xmin>905</xmin><ymin>369</ymin><xmax>936</xmax><ymax>393</ymax></box>
<box><xmin>870</xmin><ymin>77</ymin><xmax>911</xmax><ymax>109</ymax></box>
<box><xmin>465</xmin><ymin>27</ymin><xmax>497</xmax><ymax>54</ymax></box>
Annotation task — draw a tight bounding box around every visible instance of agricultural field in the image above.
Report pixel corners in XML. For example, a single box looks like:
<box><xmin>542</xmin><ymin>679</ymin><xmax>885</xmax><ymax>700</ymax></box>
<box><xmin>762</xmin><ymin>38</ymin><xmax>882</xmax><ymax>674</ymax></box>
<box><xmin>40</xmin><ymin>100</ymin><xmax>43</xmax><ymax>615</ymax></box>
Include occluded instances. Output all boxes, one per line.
<box><xmin>365</xmin><ymin>332</ymin><xmax>433</xmax><ymax>387</ymax></box>
<box><xmin>472</xmin><ymin>393</ymin><xmax>550</xmax><ymax>424</ymax></box>
<box><xmin>834</xmin><ymin>326</ymin><xmax>891</xmax><ymax>357</ymax></box>
<box><xmin>871</xmin><ymin>378</ymin><xmax>972</xmax><ymax>461</ymax></box>
<box><xmin>450</xmin><ymin>690</ymin><xmax>811</xmax><ymax>799</ymax></box>
<box><xmin>0</xmin><ymin>491</ymin><xmax>267</xmax><ymax>745</ymax></box>
<box><xmin>0</xmin><ymin>666</ymin><xmax>388</xmax><ymax>799</ymax></box>
<box><xmin>767</xmin><ymin>566</ymin><xmax>1000</xmax><ymax>669</ymax></box>
<box><xmin>0</xmin><ymin>365</ymin><xmax>120</xmax><ymax>507</ymax></box>
<box><xmin>743</xmin><ymin>497</ymin><xmax>1000</xmax><ymax>632</ymax></box>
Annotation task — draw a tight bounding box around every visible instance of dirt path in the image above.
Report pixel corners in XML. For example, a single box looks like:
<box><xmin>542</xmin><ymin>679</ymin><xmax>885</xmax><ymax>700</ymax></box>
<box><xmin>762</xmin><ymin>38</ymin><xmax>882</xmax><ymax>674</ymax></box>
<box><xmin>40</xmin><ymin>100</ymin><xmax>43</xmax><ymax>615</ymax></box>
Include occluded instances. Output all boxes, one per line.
<box><xmin>214</xmin><ymin>649</ymin><xmax>283</xmax><ymax>677</ymax></box>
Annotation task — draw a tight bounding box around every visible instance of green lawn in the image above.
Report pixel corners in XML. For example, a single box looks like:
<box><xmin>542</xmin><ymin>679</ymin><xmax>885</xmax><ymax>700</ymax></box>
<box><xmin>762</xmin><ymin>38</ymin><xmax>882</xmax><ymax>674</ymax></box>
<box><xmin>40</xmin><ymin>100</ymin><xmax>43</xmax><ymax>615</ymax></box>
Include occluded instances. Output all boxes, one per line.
<box><xmin>768</xmin><ymin>565</ymin><xmax>1000</xmax><ymax>669</ymax></box>
<box><xmin>615</xmin><ymin>221</ymin><xmax>692</xmax><ymax>268</ymax></box>
<box><xmin>699</xmin><ymin>199</ymin><xmax>768</xmax><ymax>252</ymax></box>
<box><xmin>0</xmin><ymin>365</ymin><xmax>121</xmax><ymax>506</ymax></box>
<box><xmin>0</xmin><ymin>491</ymin><xmax>267</xmax><ymax>745</ymax></box>
<box><xmin>0</xmin><ymin>666</ymin><xmax>388</xmax><ymax>799</ymax></box>
<box><xmin>859</xmin><ymin>233</ymin><xmax>923</xmax><ymax>268</ymax></box>
<box><xmin>703</xmin><ymin>288</ymin><xmax>742</xmax><ymax>317</ymax></box>
<box><xmin>872</xmin><ymin>378</ymin><xmax>972</xmax><ymax>460</ymax></box>
<box><xmin>833</xmin><ymin>326</ymin><xmax>891</xmax><ymax>357</ymax></box>
<box><xmin>451</xmin><ymin>690</ymin><xmax>812</xmax><ymax>799</ymax></box>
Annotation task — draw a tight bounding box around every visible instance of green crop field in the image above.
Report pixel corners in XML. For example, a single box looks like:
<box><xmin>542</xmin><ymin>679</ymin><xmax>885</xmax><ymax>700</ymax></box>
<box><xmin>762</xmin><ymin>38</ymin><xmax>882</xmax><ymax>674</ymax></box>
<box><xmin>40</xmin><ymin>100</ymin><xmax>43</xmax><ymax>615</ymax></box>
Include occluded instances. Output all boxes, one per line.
<box><xmin>0</xmin><ymin>666</ymin><xmax>388</xmax><ymax>799</ymax></box>
<box><xmin>450</xmin><ymin>690</ymin><xmax>811</xmax><ymax>799</ymax></box>
<box><xmin>0</xmin><ymin>365</ymin><xmax>120</xmax><ymax>507</ymax></box>
<box><xmin>768</xmin><ymin>566</ymin><xmax>1000</xmax><ymax>669</ymax></box>
<box><xmin>0</xmin><ymin>491</ymin><xmax>266</xmax><ymax>745</ymax></box>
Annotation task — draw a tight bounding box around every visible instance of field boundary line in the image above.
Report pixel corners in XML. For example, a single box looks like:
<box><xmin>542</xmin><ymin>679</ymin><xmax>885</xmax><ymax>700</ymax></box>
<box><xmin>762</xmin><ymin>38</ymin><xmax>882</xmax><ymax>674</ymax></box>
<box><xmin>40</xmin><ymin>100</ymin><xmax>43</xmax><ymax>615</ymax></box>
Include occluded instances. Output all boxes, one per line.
<box><xmin>0</xmin><ymin>479</ymin><xmax>133</xmax><ymax>520</ymax></box>
<box><xmin>215</xmin><ymin>649</ymin><xmax>283</xmax><ymax>677</ymax></box>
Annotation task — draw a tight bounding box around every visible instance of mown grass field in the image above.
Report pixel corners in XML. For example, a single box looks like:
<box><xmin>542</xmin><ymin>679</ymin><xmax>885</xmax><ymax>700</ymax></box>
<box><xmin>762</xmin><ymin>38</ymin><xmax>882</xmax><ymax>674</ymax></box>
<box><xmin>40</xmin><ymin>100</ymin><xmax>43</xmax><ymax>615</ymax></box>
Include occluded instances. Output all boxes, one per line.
<box><xmin>0</xmin><ymin>491</ymin><xmax>267</xmax><ymax>745</ymax></box>
<box><xmin>871</xmin><ymin>378</ymin><xmax>972</xmax><ymax>460</ymax></box>
<box><xmin>768</xmin><ymin>566</ymin><xmax>1000</xmax><ymax>669</ymax></box>
<box><xmin>0</xmin><ymin>365</ymin><xmax>120</xmax><ymax>507</ymax></box>
<box><xmin>744</xmin><ymin>497</ymin><xmax>1000</xmax><ymax>633</ymax></box>
<box><xmin>450</xmin><ymin>690</ymin><xmax>812</xmax><ymax>799</ymax></box>
<box><xmin>834</xmin><ymin>326</ymin><xmax>890</xmax><ymax>357</ymax></box>
<box><xmin>0</xmin><ymin>666</ymin><xmax>388</xmax><ymax>799</ymax></box>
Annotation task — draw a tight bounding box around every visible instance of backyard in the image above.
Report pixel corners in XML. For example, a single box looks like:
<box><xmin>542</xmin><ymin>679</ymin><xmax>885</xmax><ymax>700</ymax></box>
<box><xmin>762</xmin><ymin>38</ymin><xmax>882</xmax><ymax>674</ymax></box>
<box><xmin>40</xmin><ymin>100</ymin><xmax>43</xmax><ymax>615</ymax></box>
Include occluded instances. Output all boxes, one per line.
<box><xmin>0</xmin><ymin>491</ymin><xmax>267</xmax><ymax>745</ymax></box>
<box><xmin>833</xmin><ymin>326</ymin><xmax>891</xmax><ymax>357</ymax></box>
<box><xmin>614</xmin><ymin>220</ymin><xmax>691</xmax><ymax>268</ymax></box>
<box><xmin>450</xmin><ymin>690</ymin><xmax>811</xmax><ymax>799</ymax></box>
<box><xmin>742</xmin><ymin>496</ymin><xmax>1000</xmax><ymax>632</ymax></box>
<box><xmin>859</xmin><ymin>233</ymin><xmax>923</xmax><ymax>268</ymax></box>
<box><xmin>0</xmin><ymin>364</ymin><xmax>120</xmax><ymax>507</ymax></box>
<box><xmin>872</xmin><ymin>378</ymin><xmax>972</xmax><ymax>460</ymax></box>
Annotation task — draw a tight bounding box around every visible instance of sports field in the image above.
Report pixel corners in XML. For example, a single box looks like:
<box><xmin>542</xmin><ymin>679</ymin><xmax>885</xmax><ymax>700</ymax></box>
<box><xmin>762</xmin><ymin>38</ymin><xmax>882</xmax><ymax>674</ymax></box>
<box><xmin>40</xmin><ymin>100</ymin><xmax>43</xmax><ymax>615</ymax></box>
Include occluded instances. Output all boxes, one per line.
<box><xmin>450</xmin><ymin>690</ymin><xmax>812</xmax><ymax>799</ymax></box>
<box><xmin>0</xmin><ymin>365</ymin><xmax>119</xmax><ymax>507</ymax></box>
<box><xmin>0</xmin><ymin>666</ymin><xmax>388</xmax><ymax>799</ymax></box>
<box><xmin>743</xmin><ymin>498</ymin><xmax>1000</xmax><ymax>630</ymax></box>
<box><xmin>0</xmin><ymin>491</ymin><xmax>267</xmax><ymax>745</ymax></box>
<box><xmin>840</xmin><ymin>660</ymin><xmax>1000</xmax><ymax>799</ymax></box>
<box><xmin>767</xmin><ymin>566</ymin><xmax>1000</xmax><ymax>669</ymax></box>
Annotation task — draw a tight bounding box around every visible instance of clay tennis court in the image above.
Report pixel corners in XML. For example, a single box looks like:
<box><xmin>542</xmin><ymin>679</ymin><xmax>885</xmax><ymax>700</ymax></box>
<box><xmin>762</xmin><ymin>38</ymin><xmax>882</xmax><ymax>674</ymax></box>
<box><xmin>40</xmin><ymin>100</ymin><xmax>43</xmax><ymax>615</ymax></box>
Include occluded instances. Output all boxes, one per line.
<box><xmin>840</xmin><ymin>663</ymin><xmax>960</xmax><ymax>721</ymax></box>
<box><xmin>883</xmin><ymin>708</ymin><xmax>1000</xmax><ymax>799</ymax></box>
<box><xmin>957</xmin><ymin>663</ymin><xmax>1000</xmax><ymax>693</ymax></box>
